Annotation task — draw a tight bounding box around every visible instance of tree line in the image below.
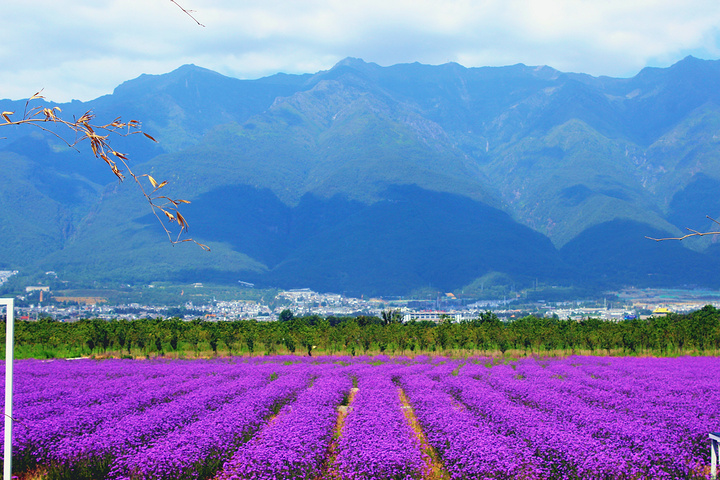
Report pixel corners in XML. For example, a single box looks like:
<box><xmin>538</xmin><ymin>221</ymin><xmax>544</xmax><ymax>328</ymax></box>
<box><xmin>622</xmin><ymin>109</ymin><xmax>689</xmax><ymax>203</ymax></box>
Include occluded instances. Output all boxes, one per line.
<box><xmin>3</xmin><ymin>306</ymin><xmax>720</xmax><ymax>359</ymax></box>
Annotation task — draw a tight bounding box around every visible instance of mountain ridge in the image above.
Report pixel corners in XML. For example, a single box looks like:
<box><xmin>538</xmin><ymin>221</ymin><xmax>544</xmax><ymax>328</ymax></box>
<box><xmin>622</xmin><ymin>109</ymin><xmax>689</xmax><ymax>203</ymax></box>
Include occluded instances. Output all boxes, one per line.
<box><xmin>2</xmin><ymin>56</ymin><xmax>720</xmax><ymax>296</ymax></box>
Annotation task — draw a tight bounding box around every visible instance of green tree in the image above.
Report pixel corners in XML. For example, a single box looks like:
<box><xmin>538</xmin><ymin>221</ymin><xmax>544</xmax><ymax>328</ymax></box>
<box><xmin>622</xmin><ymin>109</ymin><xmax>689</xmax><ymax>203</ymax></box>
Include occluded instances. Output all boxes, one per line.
<box><xmin>436</xmin><ymin>316</ymin><xmax>453</xmax><ymax>352</ymax></box>
<box><xmin>381</xmin><ymin>309</ymin><xmax>403</xmax><ymax>325</ymax></box>
<box><xmin>278</xmin><ymin>309</ymin><xmax>294</xmax><ymax>322</ymax></box>
<box><xmin>289</xmin><ymin>318</ymin><xmax>316</xmax><ymax>356</ymax></box>
<box><xmin>218</xmin><ymin>321</ymin><xmax>239</xmax><ymax>355</ymax></box>
<box><xmin>688</xmin><ymin>305</ymin><xmax>718</xmax><ymax>351</ymax></box>
<box><xmin>205</xmin><ymin>323</ymin><xmax>220</xmax><ymax>356</ymax></box>
<box><xmin>244</xmin><ymin>321</ymin><xmax>257</xmax><ymax>354</ymax></box>
<box><xmin>111</xmin><ymin>320</ymin><xmax>129</xmax><ymax>354</ymax></box>
<box><xmin>184</xmin><ymin>320</ymin><xmax>203</xmax><ymax>355</ymax></box>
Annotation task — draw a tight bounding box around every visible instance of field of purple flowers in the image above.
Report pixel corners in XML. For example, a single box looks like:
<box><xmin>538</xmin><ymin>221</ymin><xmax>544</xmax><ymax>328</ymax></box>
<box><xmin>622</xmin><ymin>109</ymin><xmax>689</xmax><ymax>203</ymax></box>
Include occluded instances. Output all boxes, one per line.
<box><xmin>2</xmin><ymin>355</ymin><xmax>719</xmax><ymax>479</ymax></box>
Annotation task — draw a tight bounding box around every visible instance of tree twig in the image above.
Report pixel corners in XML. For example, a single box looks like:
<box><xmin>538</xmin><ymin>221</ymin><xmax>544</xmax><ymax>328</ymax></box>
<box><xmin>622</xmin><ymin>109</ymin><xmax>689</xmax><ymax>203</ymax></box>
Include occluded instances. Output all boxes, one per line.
<box><xmin>645</xmin><ymin>216</ymin><xmax>720</xmax><ymax>242</ymax></box>
<box><xmin>169</xmin><ymin>0</ymin><xmax>205</xmax><ymax>27</ymax></box>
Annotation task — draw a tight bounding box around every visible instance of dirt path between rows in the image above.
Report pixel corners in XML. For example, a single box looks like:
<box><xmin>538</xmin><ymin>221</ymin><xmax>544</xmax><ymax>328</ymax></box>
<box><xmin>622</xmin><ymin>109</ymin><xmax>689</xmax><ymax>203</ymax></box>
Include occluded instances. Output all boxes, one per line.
<box><xmin>316</xmin><ymin>386</ymin><xmax>359</xmax><ymax>479</ymax></box>
<box><xmin>398</xmin><ymin>387</ymin><xmax>451</xmax><ymax>480</ymax></box>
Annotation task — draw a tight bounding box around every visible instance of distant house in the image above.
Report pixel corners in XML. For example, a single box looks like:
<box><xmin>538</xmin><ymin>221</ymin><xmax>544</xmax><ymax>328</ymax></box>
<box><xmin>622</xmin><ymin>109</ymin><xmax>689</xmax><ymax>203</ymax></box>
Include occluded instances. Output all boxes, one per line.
<box><xmin>403</xmin><ymin>311</ymin><xmax>462</xmax><ymax>323</ymax></box>
<box><xmin>25</xmin><ymin>286</ymin><xmax>50</xmax><ymax>293</ymax></box>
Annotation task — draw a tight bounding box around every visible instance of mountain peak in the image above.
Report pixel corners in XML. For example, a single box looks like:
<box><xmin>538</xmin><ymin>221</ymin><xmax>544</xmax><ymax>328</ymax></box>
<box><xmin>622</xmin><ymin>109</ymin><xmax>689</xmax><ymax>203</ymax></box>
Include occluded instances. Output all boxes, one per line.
<box><xmin>665</xmin><ymin>55</ymin><xmax>712</xmax><ymax>73</ymax></box>
<box><xmin>678</xmin><ymin>54</ymin><xmax>702</xmax><ymax>64</ymax></box>
<box><xmin>168</xmin><ymin>63</ymin><xmax>228</xmax><ymax>77</ymax></box>
<box><xmin>112</xmin><ymin>64</ymin><xmax>232</xmax><ymax>96</ymax></box>
<box><xmin>634</xmin><ymin>55</ymin><xmax>718</xmax><ymax>81</ymax></box>
<box><xmin>329</xmin><ymin>57</ymin><xmax>383</xmax><ymax>75</ymax></box>
<box><xmin>304</xmin><ymin>57</ymin><xmax>383</xmax><ymax>86</ymax></box>
<box><xmin>333</xmin><ymin>57</ymin><xmax>371</xmax><ymax>68</ymax></box>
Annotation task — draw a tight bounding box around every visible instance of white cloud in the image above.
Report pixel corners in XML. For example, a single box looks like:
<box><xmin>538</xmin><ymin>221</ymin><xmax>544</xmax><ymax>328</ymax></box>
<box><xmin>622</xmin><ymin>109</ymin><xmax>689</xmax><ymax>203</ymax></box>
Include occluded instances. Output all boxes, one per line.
<box><xmin>1</xmin><ymin>0</ymin><xmax>719</xmax><ymax>102</ymax></box>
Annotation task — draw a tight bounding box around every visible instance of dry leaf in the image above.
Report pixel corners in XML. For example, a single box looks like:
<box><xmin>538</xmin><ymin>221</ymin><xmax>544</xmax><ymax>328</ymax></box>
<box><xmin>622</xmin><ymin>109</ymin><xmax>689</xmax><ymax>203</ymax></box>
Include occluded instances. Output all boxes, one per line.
<box><xmin>177</xmin><ymin>212</ymin><xmax>187</xmax><ymax>230</ymax></box>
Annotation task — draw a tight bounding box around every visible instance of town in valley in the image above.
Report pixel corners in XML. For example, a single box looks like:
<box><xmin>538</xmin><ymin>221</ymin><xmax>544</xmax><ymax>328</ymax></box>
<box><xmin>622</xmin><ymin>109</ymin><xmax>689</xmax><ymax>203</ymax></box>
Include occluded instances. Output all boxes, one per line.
<box><xmin>4</xmin><ymin>270</ymin><xmax>718</xmax><ymax>324</ymax></box>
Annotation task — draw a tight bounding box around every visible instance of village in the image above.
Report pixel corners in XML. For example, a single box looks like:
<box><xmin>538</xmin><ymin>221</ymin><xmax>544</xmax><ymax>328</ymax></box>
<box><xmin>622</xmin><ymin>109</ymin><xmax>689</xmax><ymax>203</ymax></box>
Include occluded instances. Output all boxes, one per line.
<box><xmin>8</xmin><ymin>282</ymin><xmax>717</xmax><ymax>323</ymax></box>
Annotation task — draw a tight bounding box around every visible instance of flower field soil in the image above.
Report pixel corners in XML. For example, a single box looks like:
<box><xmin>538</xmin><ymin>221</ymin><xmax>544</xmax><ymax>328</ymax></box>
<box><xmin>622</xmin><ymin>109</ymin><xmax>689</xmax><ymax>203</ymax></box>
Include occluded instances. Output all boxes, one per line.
<box><xmin>1</xmin><ymin>355</ymin><xmax>718</xmax><ymax>479</ymax></box>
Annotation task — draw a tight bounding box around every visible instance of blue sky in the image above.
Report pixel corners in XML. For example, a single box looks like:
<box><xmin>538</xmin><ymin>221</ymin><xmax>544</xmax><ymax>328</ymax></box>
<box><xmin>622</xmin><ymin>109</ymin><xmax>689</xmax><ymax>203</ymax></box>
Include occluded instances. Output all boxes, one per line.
<box><xmin>3</xmin><ymin>0</ymin><xmax>720</xmax><ymax>102</ymax></box>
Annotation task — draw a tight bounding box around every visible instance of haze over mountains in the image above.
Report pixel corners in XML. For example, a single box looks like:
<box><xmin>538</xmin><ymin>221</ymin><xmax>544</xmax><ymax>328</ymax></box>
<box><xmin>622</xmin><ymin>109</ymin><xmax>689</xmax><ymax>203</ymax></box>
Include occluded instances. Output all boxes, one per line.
<box><xmin>2</xmin><ymin>56</ymin><xmax>720</xmax><ymax>296</ymax></box>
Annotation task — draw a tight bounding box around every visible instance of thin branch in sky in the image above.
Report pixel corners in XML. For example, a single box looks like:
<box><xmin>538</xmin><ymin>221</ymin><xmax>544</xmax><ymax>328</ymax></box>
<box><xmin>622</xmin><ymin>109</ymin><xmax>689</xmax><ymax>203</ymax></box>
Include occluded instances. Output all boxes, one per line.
<box><xmin>646</xmin><ymin>216</ymin><xmax>720</xmax><ymax>241</ymax></box>
<box><xmin>170</xmin><ymin>0</ymin><xmax>205</xmax><ymax>27</ymax></box>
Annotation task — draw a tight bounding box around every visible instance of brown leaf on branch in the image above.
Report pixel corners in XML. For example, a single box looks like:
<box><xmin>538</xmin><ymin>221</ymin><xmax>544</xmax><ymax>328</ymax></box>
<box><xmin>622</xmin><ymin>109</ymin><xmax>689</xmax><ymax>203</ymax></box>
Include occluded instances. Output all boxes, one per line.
<box><xmin>176</xmin><ymin>212</ymin><xmax>187</xmax><ymax>230</ymax></box>
<box><xmin>162</xmin><ymin>209</ymin><xmax>176</xmax><ymax>223</ymax></box>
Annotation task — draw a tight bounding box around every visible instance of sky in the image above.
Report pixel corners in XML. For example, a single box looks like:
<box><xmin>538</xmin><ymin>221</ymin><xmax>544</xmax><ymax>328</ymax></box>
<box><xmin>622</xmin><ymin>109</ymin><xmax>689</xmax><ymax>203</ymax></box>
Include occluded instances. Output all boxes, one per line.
<box><xmin>3</xmin><ymin>0</ymin><xmax>720</xmax><ymax>103</ymax></box>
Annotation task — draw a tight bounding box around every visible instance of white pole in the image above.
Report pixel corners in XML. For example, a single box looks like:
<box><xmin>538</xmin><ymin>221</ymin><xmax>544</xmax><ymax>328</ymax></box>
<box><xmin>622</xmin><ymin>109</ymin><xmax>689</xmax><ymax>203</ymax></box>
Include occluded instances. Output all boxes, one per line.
<box><xmin>711</xmin><ymin>432</ymin><xmax>720</xmax><ymax>480</ymax></box>
<box><xmin>1</xmin><ymin>298</ymin><xmax>13</xmax><ymax>480</ymax></box>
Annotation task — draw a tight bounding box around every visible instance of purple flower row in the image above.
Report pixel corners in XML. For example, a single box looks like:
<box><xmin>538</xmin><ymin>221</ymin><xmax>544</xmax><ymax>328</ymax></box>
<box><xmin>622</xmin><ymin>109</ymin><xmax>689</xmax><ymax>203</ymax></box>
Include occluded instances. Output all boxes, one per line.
<box><xmin>333</xmin><ymin>366</ymin><xmax>425</xmax><ymax>480</ymax></box>
<box><xmin>398</xmin><ymin>367</ymin><xmax>541</xmax><ymax>479</ymax></box>
<box><xmin>4</xmin><ymin>358</ymin><xmax>284</xmax><ymax>474</ymax></box>
<box><xmin>218</xmin><ymin>367</ymin><xmax>351</xmax><ymax>479</ymax></box>
<box><xmin>7</xmin><ymin>359</ymin><xmax>186</xmax><ymax>422</ymax></box>
<box><xmin>448</xmin><ymin>357</ymin><xmax>720</xmax><ymax>478</ymax></box>
<box><xmin>443</xmin><ymin>365</ymin><xmax>636</xmax><ymax>479</ymax></box>
<box><xmin>107</xmin><ymin>365</ymin><xmax>313</xmax><ymax>480</ymax></box>
<box><xmin>47</xmin><ymin>366</ymin><xmax>273</xmax><ymax>478</ymax></box>
<box><xmin>11</xmin><ymin>362</ymin><xmax>217</xmax><ymax>467</ymax></box>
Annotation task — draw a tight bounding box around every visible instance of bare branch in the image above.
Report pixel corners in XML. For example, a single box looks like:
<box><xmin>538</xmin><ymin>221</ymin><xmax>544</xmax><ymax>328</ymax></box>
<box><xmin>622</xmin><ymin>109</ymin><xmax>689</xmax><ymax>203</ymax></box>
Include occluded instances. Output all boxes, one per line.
<box><xmin>646</xmin><ymin>216</ymin><xmax>720</xmax><ymax>242</ymax></box>
<box><xmin>0</xmin><ymin>94</ymin><xmax>210</xmax><ymax>251</ymax></box>
<box><xmin>169</xmin><ymin>0</ymin><xmax>205</xmax><ymax>27</ymax></box>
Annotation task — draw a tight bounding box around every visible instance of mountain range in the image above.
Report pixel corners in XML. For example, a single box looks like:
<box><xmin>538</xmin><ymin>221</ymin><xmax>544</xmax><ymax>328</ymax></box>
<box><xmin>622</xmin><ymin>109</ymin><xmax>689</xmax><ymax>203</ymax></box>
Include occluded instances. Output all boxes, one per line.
<box><xmin>2</xmin><ymin>56</ymin><xmax>720</xmax><ymax>297</ymax></box>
